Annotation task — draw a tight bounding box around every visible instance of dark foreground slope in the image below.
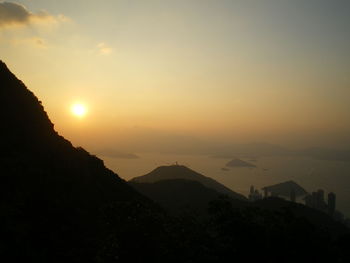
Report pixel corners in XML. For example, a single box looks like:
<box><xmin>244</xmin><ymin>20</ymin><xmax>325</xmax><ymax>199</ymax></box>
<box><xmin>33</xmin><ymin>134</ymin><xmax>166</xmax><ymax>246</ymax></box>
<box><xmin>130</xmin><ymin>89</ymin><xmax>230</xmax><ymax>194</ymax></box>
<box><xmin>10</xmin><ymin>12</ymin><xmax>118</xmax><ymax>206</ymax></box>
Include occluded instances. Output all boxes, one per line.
<box><xmin>0</xmin><ymin>61</ymin><xmax>174</xmax><ymax>262</ymax></box>
<box><xmin>130</xmin><ymin>165</ymin><xmax>246</xmax><ymax>200</ymax></box>
<box><xmin>206</xmin><ymin>196</ymin><xmax>350</xmax><ymax>263</ymax></box>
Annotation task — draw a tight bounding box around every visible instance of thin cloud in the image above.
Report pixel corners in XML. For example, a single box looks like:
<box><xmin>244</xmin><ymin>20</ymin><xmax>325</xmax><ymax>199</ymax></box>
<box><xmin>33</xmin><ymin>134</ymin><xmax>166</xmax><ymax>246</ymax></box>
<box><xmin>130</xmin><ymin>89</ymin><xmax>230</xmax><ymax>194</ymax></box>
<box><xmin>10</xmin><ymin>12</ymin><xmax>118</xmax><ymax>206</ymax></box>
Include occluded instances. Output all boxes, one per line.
<box><xmin>0</xmin><ymin>1</ymin><xmax>67</xmax><ymax>28</ymax></box>
<box><xmin>97</xmin><ymin>42</ymin><xmax>113</xmax><ymax>55</ymax></box>
<box><xmin>11</xmin><ymin>36</ymin><xmax>48</xmax><ymax>49</ymax></box>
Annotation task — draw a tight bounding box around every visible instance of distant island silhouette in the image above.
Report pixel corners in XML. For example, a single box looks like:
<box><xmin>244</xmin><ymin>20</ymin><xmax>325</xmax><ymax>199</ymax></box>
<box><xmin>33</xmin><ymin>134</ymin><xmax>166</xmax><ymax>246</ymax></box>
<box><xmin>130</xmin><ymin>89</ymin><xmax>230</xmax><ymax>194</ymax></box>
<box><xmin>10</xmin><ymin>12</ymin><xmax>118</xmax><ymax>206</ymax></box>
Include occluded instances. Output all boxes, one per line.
<box><xmin>210</xmin><ymin>143</ymin><xmax>350</xmax><ymax>163</ymax></box>
<box><xmin>226</xmin><ymin>158</ymin><xmax>257</xmax><ymax>168</ymax></box>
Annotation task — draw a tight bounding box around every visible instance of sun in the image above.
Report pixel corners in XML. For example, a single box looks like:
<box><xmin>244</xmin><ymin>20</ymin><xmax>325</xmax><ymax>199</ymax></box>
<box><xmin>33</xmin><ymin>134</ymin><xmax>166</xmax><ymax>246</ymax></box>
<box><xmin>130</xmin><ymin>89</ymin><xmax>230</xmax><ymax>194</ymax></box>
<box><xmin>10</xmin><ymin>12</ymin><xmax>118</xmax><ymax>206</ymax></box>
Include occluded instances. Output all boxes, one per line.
<box><xmin>71</xmin><ymin>103</ymin><xmax>87</xmax><ymax>117</ymax></box>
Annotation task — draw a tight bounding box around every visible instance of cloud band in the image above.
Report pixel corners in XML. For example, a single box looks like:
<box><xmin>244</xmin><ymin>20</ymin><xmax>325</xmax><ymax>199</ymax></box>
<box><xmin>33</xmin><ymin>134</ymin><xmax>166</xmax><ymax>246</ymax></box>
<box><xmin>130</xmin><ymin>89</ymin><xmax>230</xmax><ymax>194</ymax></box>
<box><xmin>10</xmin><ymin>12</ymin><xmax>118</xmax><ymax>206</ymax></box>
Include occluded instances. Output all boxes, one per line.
<box><xmin>0</xmin><ymin>1</ymin><xmax>65</xmax><ymax>28</ymax></box>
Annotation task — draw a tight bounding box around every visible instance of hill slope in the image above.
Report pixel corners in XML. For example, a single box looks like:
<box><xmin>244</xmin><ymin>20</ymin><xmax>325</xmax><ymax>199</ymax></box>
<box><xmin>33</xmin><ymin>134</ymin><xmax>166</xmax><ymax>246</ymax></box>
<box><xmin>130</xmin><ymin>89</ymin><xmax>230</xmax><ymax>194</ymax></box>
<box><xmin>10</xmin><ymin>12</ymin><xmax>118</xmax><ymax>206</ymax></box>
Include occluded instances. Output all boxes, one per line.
<box><xmin>0</xmin><ymin>60</ymin><xmax>170</xmax><ymax>262</ymax></box>
<box><xmin>130</xmin><ymin>165</ymin><xmax>247</xmax><ymax>200</ymax></box>
<box><xmin>129</xmin><ymin>179</ymin><xmax>246</xmax><ymax>216</ymax></box>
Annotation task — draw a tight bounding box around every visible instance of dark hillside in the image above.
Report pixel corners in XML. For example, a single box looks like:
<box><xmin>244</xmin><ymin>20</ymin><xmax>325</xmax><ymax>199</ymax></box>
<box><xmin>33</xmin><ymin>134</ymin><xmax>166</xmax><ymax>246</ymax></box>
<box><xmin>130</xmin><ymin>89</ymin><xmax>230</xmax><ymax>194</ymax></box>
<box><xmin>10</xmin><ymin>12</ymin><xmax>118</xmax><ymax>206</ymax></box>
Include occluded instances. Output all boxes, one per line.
<box><xmin>130</xmin><ymin>179</ymin><xmax>246</xmax><ymax>216</ymax></box>
<box><xmin>0</xmin><ymin>61</ymin><xmax>168</xmax><ymax>262</ymax></box>
<box><xmin>130</xmin><ymin>165</ymin><xmax>246</xmax><ymax>200</ymax></box>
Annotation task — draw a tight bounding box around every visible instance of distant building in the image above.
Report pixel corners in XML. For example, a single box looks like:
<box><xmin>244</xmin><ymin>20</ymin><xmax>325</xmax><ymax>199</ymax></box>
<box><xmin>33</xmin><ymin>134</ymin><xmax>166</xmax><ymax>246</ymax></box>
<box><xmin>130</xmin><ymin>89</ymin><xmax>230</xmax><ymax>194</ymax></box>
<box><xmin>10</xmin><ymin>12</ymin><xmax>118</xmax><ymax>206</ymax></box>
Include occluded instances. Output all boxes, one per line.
<box><xmin>304</xmin><ymin>194</ymin><xmax>312</xmax><ymax>207</ymax></box>
<box><xmin>316</xmin><ymin>190</ymin><xmax>326</xmax><ymax>210</ymax></box>
<box><xmin>328</xmin><ymin>192</ymin><xmax>336</xmax><ymax>216</ymax></box>
<box><xmin>248</xmin><ymin>186</ymin><xmax>262</xmax><ymax>201</ymax></box>
<box><xmin>311</xmin><ymin>192</ymin><xmax>318</xmax><ymax>208</ymax></box>
<box><xmin>263</xmin><ymin>188</ymin><xmax>268</xmax><ymax>198</ymax></box>
<box><xmin>255</xmin><ymin>190</ymin><xmax>262</xmax><ymax>200</ymax></box>
<box><xmin>250</xmin><ymin>185</ymin><xmax>255</xmax><ymax>195</ymax></box>
<box><xmin>304</xmin><ymin>189</ymin><xmax>336</xmax><ymax>216</ymax></box>
<box><xmin>317</xmin><ymin>189</ymin><xmax>325</xmax><ymax>203</ymax></box>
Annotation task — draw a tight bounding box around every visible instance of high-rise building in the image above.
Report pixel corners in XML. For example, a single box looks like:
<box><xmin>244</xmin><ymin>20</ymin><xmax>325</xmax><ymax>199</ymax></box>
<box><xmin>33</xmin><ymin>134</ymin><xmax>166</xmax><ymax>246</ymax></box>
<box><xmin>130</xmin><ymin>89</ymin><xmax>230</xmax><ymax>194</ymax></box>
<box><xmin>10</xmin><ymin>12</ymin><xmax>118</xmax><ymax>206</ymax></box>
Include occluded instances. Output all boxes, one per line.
<box><xmin>311</xmin><ymin>192</ymin><xmax>317</xmax><ymax>208</ymax></box>
<box><xmin>250</xmin><ymin>185</ymin><xmax>254</xmax><ymax>195</ymax></box>
<box><xmin>328</xmin><ymin>192</ymin><xmax>336</xmax><ymax>216</ymax></box>
<box><xmin>304</xmin><ymin>194</ymin><xmax>312</xmax><ymax>207</ymax></box>
<box><xmin>263</xmin><ymin>188</ymin><xmax>268</xmax><ymax>198</ymax></box>
<box><xmin>304</xmin><ymin>189</ymin><xmax>336</xmax><ymax>216</ymax></box>
<box><xmin>317</xmin><ymin>189</ymin><xmax>325</xmax><ymax>203</ymax></box>
<box><xmin>254</xmin><ymin>189</ymin><xmax>262</xmax><ymax>200</ymax></box>
<box><xmin>248</xmin><ymin>186</ymin><xmax>262</xmax><ymax>201</ymax></box>
<box><xmin>314</xmin><ymin>189</ymin><xmax>325</xmax><ymax>210</ymax></box>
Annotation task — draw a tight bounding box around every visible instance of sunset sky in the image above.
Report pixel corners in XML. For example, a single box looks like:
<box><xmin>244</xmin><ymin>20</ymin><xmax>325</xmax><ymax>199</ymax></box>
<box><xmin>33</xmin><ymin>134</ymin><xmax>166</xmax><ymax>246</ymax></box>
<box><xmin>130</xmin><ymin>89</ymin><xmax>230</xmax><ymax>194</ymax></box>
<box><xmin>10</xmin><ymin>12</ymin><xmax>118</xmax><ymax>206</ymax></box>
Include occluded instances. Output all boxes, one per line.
<box><xmin>1</xmin><ymin>0</ymin><xmax>350</xmax><ymax>152</ymax></box>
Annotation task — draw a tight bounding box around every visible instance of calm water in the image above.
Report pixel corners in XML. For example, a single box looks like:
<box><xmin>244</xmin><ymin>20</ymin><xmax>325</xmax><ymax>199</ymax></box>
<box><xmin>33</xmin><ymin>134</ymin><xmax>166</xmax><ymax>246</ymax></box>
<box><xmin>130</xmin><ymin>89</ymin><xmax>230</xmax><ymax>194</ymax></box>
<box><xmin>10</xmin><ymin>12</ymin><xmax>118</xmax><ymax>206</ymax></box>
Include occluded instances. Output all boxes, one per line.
<box><xmin>100</xmin><ymin>153</ymin><xmax>350</xmax><ymax>217</ymax></box>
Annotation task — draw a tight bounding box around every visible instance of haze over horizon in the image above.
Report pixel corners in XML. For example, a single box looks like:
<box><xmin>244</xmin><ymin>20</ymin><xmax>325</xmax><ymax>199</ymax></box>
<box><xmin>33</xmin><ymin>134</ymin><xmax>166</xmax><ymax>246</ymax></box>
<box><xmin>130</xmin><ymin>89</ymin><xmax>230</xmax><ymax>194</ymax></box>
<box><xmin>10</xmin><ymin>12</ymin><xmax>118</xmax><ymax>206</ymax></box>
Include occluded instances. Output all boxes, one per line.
<box><xmin>1</xmin><ymin>0</ymin><xmax>350</xmax><ymax>152</ymax></box>
<box><xmin>2</xmin><ymin>3</ymin><xmax>350</xmax><ymax>261</ymax></box>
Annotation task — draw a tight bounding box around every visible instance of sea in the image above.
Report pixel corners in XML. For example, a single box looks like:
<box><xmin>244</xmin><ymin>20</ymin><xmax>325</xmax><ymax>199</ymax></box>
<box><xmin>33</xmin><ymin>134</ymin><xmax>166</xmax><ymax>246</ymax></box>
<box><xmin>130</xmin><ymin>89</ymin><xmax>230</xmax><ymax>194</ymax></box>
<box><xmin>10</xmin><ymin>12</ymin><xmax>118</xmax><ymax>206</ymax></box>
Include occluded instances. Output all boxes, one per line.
<box><xmin>100</xmin><ymin>153</ymin><xmax>350</xmax><ymax>218</ymax></box>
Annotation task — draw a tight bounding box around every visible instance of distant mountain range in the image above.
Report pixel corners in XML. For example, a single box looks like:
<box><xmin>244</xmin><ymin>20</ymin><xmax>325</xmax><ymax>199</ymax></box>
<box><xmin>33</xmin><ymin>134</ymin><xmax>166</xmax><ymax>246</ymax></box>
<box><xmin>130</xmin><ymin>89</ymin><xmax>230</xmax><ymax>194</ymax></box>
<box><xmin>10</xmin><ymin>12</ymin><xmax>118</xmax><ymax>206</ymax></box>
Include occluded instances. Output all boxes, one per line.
<box><xmin>300</xmin><ymin>147</ymin><xmax>350</xmax><ymax>162</ymax></box>
<box><xmin>211</xmin><ymin>142</ymin><xmax>291</xmax><ymax>157</ymax></box>
<box><xmin>211</xmin><ymin>143</ymin><xmax>350</xmax><ymax>162</ymax></box>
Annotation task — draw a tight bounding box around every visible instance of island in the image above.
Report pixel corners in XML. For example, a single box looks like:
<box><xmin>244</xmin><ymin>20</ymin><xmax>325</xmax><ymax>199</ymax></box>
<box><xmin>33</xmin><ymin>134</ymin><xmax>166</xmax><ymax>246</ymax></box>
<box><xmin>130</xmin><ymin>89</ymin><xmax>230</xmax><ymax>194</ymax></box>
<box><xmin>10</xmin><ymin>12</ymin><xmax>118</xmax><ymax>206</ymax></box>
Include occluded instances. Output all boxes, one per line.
<box><xmin>226</xmin><ymin>158</ymin><xmax>257</xmax><ymax>168</ymax></box>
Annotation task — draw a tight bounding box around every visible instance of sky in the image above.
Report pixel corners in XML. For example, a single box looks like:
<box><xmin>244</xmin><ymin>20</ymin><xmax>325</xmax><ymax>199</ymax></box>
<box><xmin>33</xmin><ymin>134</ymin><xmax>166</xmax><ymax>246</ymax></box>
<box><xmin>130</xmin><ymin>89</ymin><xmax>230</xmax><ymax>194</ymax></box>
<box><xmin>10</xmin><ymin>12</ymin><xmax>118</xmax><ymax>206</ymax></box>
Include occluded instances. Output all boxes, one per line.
<box><xmin>1</xmin><ymin>0</ymin><xmax>350</xmax><ymax>153</ymax></box>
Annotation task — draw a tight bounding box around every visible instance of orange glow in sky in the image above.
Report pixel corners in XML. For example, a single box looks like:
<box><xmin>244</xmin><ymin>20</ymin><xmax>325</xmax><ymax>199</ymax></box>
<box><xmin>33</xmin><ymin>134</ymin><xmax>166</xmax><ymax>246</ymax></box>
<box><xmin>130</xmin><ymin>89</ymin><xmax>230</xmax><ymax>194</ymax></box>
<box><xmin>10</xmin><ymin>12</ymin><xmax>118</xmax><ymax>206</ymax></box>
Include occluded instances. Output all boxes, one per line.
<box><xmin>71</xmin><ymin>103</ymin><xmax>87</xmax><ymax>118</ymax></box>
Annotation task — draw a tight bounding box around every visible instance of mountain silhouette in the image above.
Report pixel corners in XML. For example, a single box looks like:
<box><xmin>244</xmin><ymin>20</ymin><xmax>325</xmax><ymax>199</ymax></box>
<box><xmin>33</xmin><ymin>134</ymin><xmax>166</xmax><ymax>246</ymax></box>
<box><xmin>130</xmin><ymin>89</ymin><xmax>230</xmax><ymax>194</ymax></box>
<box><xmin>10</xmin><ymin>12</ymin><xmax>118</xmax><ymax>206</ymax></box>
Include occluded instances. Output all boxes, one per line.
<box><xmin>129</xmin><ymin>179</ymin><xmax>246</xmax><ymax>216</ymax></box>
<box><xmin>262</xmin><ymin>180</ymin><xmax>308</xmax><ymax>198</ymax></box>
<box><xmin>130</xmin><ymin>165</ymin><xmax>247</xmax><ymax>200</ymax></box>
<box><xmin>0</xmin><ymin>60</ymin><xmax>172</xmax><ymax>262</ymax></box>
